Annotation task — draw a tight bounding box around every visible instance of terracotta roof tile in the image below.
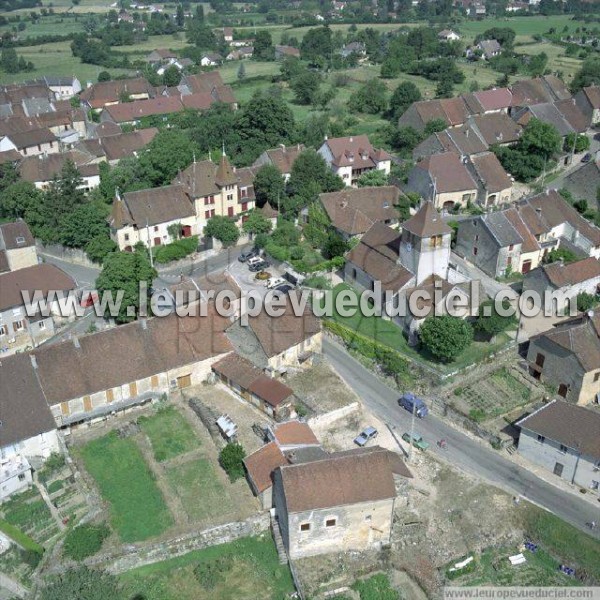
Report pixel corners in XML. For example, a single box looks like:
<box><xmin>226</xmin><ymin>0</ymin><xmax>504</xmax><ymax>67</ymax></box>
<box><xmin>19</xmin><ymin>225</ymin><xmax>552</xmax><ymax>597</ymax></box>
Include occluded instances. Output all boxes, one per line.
<box><xmin>272</xmin><ymin>421</ymin><xmax>319</xmax><ymax>447</ymax></box>
<box><xmin>541</xmin><ymin>257</ymin><xmax>600</xmax><ymax>288</ymax></box>
<box><xmin>244</xmin><ymin>442</ymin><xmax>288</xmax><ymax>493</ymax></box>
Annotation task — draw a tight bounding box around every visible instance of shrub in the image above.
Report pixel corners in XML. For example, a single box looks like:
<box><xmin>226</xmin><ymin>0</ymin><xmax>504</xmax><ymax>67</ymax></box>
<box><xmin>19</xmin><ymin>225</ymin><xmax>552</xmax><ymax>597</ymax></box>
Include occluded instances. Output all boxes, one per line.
<box><xmin>303</xmin><ymin>275</ymin><xmax>331</xmax><ymax>289</ymax></box>
<box><xmin>419</xmin><ymin>316</ymin><xmax>473</xmax><ymax>363</ymax></box>
<box><xmin>193</xmin><ymin>556</ymin><xmax>233</xmax><ymax>589</ymax></box>
<box><xmin>21</xmin><ymin>548</ymin><xmax>43</xmax><ymax>568</ymax></box>
<box><xmin>219</xmin><ymin>443</ymin><xmax>246</xmax><ymax>481</ymax></box>
<box><xmin>153</xmin><ymin>236</ymin><xmax>198</xmax><ymax>264</ymax></box>
<box><xmin>63</xmin><ymin>523</ymin><xmax>110</xmax><ymax>561</ymax></box>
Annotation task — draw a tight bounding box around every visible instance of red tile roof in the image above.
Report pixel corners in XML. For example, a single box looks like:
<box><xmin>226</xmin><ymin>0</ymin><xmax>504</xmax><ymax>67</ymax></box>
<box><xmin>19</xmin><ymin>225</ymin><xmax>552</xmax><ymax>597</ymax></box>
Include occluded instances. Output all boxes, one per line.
<box><xmin>272</xmin><ymin>421</ymin><xmax>320</xmax><ymax>447</ymax></box>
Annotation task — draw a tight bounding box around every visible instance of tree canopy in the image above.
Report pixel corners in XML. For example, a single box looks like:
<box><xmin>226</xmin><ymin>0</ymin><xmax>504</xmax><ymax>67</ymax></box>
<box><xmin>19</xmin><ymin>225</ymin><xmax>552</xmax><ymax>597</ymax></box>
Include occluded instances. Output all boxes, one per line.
<box><xmin>204</xmin><ymin>215</ymin><xmax>240</xmax><ymax>246</ymax></box>
<box><xmin>419</xmin><ymin>316</ymin><xmax>473</xmax><ymax>362</ymax></box>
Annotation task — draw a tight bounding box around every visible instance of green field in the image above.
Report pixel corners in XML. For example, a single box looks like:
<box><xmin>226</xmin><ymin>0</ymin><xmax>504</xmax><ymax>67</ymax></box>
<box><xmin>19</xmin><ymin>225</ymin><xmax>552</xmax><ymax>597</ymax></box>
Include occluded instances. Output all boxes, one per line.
<box><xmin>80</xmin><ymin>432</ymin><xmax>173</xmax><ymax>542</ymax></box>
<box><xmin>139</xmin><ymin>405</ymin><xmax>200</xmax><ymax>462</ymax></box>
<box><xmin>515</xmin><ymin>41</ymin><xmax>583</xmax><ymax>83</ymax></box>
<box><xmin>119</xmin><ymin>534</ymin><xmax>295</xmax><ymax>600</ymax></box>
<box><xmin>325</xmin><ymin>283</ymin><xmax>511</xmax><ymax>375</ymax></box>
<box><xmin>166</xmin><ymin>459</ymin><xmax>232</xmax><ymax>523</ymax></box>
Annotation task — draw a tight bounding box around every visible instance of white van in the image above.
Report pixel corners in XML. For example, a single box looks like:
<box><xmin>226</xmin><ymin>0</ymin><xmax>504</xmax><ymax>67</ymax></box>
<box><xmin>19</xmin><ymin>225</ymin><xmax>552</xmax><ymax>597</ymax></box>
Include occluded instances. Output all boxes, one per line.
<box><xmin>247</xmin><ymin>256</ymin><xmax>263</xmax><ymax>267</ymax></box>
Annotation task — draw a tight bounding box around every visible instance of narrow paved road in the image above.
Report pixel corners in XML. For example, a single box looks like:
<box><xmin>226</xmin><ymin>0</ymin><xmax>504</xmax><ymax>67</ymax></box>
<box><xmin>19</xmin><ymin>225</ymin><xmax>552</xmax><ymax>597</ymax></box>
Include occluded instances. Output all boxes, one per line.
<box><xmin>324</xmin><ymin>337</ymin><xmax>600</xmax><ymax>538</ymax></box>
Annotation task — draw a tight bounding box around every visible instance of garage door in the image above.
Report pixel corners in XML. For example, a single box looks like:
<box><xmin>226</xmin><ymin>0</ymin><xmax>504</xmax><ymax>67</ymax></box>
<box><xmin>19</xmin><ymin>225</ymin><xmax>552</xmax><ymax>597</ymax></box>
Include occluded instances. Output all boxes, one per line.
<box><xmin>177</xmin><ymin>374</ymin><xmax>192</xmax><ymax>389</ymax></box>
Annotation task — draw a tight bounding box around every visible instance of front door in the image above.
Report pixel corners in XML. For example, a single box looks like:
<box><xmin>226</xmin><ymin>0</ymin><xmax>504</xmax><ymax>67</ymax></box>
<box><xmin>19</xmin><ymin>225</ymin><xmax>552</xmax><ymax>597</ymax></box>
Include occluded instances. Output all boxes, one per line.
<box><xmin>522</xmin><ymin>260</ymin><xmax>532</xmax><ymax>274</ymax></box>
<box><xmin>177</xmin><ymin>374</ymin><xmax>192</xmax><ymax>389</ymax></box>
<box><xmin>553</xmin><ymin>462</ymin><xmax>564</xmax><ymax>477</ymax></box>
<box><xmin>558</xmin><ymin>383</ymin><xmax>568</xmax><ymax>398</ymax></box>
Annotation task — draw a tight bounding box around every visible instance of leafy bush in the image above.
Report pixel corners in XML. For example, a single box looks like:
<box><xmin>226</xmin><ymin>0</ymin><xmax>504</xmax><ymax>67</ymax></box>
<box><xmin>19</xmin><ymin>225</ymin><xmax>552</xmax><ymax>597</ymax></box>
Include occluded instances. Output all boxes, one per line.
<box><xmin>153</xmin><ymin>236</ymin><xmax>198</xmax><ymax>264</ymax></box>
<box><xmin>303</xmin><ymin>275</ymin><xmax>331</xmax><ymax>289</ymax></box>
<box><xmin>193</xmin><ymin>556</ymin><xmax>233</xmax><ymax>590</ymax></box>
<box><xmin>264</xmin><ymin>242</ymin><xmax>290</xmax><ymax>262</ymax></box>
<box><xmin>219</xmin><ymin>443</ymin><xmax>246</xmax><ymax>481</ymax></box>
<box><xmin>38</xmin><ymin>452</ymin><xmax>66</xmax><ymax>484</ymax></box>
<box><xmin>351</xmin><ymin>573</ymin><xmax>399</xmax><ymax>599</ymax></box>
<box><xmin>21</xmin><ymin>548</ymin><xmax>43</xmax><ymax>568</ymax></box>
<box><xmin>419</xmin><ymin>316</ymin><xmax>473</xmax><ymax>363</ymax></box>
<box><xmin>63</xmin><ymin>523</ymin><xmax>110</xmax><ymax>561</ymax></box>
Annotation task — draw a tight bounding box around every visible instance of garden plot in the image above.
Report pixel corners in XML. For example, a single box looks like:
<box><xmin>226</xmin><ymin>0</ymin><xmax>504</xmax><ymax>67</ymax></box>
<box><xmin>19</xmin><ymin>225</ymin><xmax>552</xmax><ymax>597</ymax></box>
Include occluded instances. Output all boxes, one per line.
<box><xmin>451</xmin><ymin>367</ymin><xmax>536</xmax><ymax>422</ymax></box>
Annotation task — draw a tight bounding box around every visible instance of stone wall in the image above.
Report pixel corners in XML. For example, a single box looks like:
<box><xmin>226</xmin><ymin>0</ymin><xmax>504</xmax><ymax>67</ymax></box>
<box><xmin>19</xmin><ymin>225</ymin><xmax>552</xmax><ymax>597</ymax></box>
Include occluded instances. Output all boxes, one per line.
<box><xmin>83</xmin><ymin>513</ymin><xmax>270</xmax><ymax>574</ymax></box>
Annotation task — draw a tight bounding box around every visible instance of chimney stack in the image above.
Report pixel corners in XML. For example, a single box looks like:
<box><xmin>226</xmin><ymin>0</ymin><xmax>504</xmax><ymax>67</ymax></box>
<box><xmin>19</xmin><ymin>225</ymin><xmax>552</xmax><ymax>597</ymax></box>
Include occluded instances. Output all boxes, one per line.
<box><xmin>72</xmin><ymin>336</ymin><xmax>80</xmax><ymax>349</ymax></box>
<box><xmin>30</xmin><ymin>355</ymin><xmax>38</xmax><ymax>369</ymax></box>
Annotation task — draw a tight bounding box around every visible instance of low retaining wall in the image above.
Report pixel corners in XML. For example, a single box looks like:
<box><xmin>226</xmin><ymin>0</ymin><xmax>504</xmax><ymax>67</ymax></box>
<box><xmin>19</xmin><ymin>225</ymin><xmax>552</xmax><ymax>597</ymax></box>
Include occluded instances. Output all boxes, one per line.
<box><xmin>308</xmin><ymin>401</ymin><xmax>360</xmax><ymax>429</ymax></box>
<box><xmin>92</xmin><ymin>513</ymin><xmax>270</xmax><ymax>574</ymax></box>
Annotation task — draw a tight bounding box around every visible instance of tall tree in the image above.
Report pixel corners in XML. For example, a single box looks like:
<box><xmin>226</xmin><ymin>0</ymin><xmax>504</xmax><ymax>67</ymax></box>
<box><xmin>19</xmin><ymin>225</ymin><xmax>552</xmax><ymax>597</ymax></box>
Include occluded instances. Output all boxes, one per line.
<box><xmin>419</xmin><ymin>316</ymin><xmax>473</xmax><ymax>362</ymax></box>
<box><xmin>253</xmin><ymin>164</ymin><xmax>285</xmax><ymax>208</ymax></box>
<box><xmin>253</xmin><ymin>30</ymin><xmax>274</xmax><ymax>61</ymax></box>
<box><xmin>39</xmin><ymin>566</ymin><xmax>122</xmax><ymax>600</ymax></box>
<box><xmin>96</xmin><ymin>247</ymin><xmax>157</xmax><ymax>324</ymax></box>
<box><xmin>389</xmin><ymin>81</ymin><xmax>422</xmax><ymax>120</ymax></box>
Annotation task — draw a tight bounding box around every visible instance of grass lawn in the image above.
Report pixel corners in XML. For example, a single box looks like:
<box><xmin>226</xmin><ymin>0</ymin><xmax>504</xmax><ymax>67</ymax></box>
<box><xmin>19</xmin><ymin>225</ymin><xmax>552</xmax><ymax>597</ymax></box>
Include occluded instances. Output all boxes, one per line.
<box><xmin>520</xmin><ymin>505</ymin><xmax>600</xmax><ymax>582</ymax></box>
<box><xmin>515</xmin><ymin>41</ymin><xmax>583</xmax><ymax>83</ymax></box>
<box><xmin>119</xmin><ymin>534</ymin><xmax>295</xmax><ymax>600</ymax></box>
<box><xmin>458</xmin><ymin>15</ymin><xmax>583</xmax><ymax>44</ymax></box>
<box><xmin>326</xmin><ymin>283</ymin><xmax>511</xmax><ymax>375</ymax></box>
<box><xmin>166</xmin><ymin>459</ymin><xmax>232</xmax><ymax>523</ymax></box>
<box><xmin>139</xmin><ymin>405</ymin><xmax>200</xmax><ymax>462</ymax></box>
<box><xmin>80</xmin><ymin>432</ymin><xmax>173</xmax><ymax>542</ymax></box>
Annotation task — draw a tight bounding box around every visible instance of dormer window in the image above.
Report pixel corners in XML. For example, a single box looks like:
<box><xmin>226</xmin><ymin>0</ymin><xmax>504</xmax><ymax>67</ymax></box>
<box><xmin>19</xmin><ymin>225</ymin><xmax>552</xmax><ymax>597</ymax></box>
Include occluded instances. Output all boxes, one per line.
<box><xmin>15</xmin><ymin>236</ymin><xmax>25</xmax><ymax>245</ymax></box>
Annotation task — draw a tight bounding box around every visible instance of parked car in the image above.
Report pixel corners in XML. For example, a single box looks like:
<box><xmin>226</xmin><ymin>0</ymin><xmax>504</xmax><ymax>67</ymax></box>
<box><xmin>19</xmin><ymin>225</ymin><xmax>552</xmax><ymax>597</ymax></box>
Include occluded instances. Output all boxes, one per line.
<box><xmin>354</xmin><ymin>426</ymin><xmax>378</xmax><ymax>447</ymax></box>
<box><xmin>238</xmin><ymin>248</ymin><xmax>258</xmax><ymax>262</ymax></box>
<box><xmin>249</xmin><ymin>260</ymin><xmax>270</xmax><ymax>272</ymax></box>
<box><xmin>398</xmin><ymin>393</ymin><xmax>428</xmax><ymax>418</ymax></box>
<box><xmin>402</xmin><ymin>432</ymin><xmax>429</xmax><ymax>451</ymax></box>
<box><xmin>581</xmin><ymin>153</ymin><xmax>592</xmax><ymax>163</ymax></box>
<box><xmin>266</xmin><ymin>277</ymin><xmax>287</xmax><ymax>289</ymax></box>
<box><xmin>247</xmin><ymin>256</ymin><xmax>263</xmax><ymax>267</ymax></box>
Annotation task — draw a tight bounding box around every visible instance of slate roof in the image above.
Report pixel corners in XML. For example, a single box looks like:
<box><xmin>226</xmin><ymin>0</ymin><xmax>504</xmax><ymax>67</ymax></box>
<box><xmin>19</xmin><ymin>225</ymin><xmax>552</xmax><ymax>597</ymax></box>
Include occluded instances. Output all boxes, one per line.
<box><xmin>555</xmin><ymin>98</ymin><xmax>590</xmax><ymax>133</ymax></box>
<box><xmin>481</xmin><ymin>211</ymin><xmax>522</xmax><ymax>246</ymax></box>
<box><xmin>277</xmin><ymin>446</ymin><xmax>411</xmax><ymax>513</ymax></box>
<box><xmin>345</xmin><ymin>222</ymin><xmax>413</xmax><ymax>294</ymax></box>
<box><xmin>320</xmin><ymin>186</ymin><xmax>400</xmax><ymax>236</ymax></box>
<box><xmin>519</xmin><ymin>103</ymin><xmax>575</xmax><ymax>137</ymax></box>
<box><xmin>439</xmin><ymin>124</ymin><xmax>488</xmax><ymax>156</ymax></box>
<box><xmin>0</xmin><ymin>353</ymin><xmax>57</xmax><ymax>448</ymax></box>
<box><xmin>579</xmin><ymin>86</ymin><xmax>600</xmax><ymax>109</ymax></box>
<box><xmin>117</xmin><ymin>185</ymin><xmax>195</xmax><ymax>227</ymax></box>
<box><xmin>517</xmin><ymin>399</ymin><xmax>600</xmax><ymax>459</ymax></box>
<box><xmin>0</xmin><ymin>263</ymin><xmax>75</xmax><ymax>312</ymax></box>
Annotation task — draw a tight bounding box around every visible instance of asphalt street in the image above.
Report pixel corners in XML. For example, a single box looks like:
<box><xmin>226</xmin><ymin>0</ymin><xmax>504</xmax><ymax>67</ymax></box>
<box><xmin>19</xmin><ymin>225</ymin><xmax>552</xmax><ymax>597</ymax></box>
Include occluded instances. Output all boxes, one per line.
<box><xmin>324</xmin><ymin>337</ymin><xmax>600</xmax><ymax>538</ymax></box>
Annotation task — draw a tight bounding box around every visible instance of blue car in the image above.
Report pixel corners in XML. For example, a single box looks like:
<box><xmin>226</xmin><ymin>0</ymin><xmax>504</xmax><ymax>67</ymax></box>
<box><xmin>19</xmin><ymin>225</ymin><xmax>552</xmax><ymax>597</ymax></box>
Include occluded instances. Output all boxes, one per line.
<box><xmin>398</xmin><ymin>393</ymin><xmax>428</xmax><ymax>418</ymax></box>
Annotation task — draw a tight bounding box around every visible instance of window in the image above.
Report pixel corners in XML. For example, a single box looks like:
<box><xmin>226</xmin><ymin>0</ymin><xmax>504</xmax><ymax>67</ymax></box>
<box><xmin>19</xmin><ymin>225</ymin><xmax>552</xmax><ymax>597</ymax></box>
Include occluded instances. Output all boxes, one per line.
<box><xmin>474</xmin><ymin>235</ymin><xmax>479</xmax><ymax>242</ymax></box>
<box><xmin>154</xmin><ymin>225</ymin><xmax>159</xmax><ymax>232</ymax></box>
<box><xmin>553</xmin><ymin>462</ymin><xmax>564</xmax><ymax>477</ymax></box>
<box><xmin>227</xmin><ymin>194</ymin><xmax>233</xmax><ymax>201</ymax></box>
<box><xmin>18</xmin><ymin>473</ymin><xmax>26</xmax><ymax>481</ymax></box>
<box><xmin>429</xmin><ymin>235</ymin><xmax>443</xmax><ymax>248</ymax></box>
<box><xmin>537</xmin><ymin>435</ymin><xmax>545</xmax><ymax>444</ymax></box>
<box><xmin>124</xmin><ymin>233</ymin><xmax>129</xmax><ymax>242</ymax></box>
<box><xmin>38</xmin><ymin>321</ymin><xmax>46</xmax><ymax>330</ymax></box>
<box><xmin>509</xmin><ymin>244</ymin><xmax>514</xmax><ymax>251</ymax></box>
<box><xmin>0</xmin><ymin>325</ymin><xmax>6</xmax><ymax>336</ymax></box>
<box><xmin>15</xmin><ymin>236</ymin><xmax>25</xmax><ymax>245</ymax></box>
<box><xmin>14</xmin><ymin>320</ymin><xmax>24</xmax><ymax>332</ymax></box>
<box><xmin>241</xmin><ymin>202</ymin><xmax>248</xmax><ymax>211</ymax></box>
<box><xmin>325</xmin><ymin>518</ymin><xmax>337</xmax><ymax>528</ymax></box>
<box><xmin>595</xmin><ymin>372</ymin><xmax>600</xmax><ymax>383</ymax></box>
<box><xmin>205</xmin><ymin>210</ymin><xmax>211</xmax><ymax>219</ymax></box>
<box><xmin>535</xmin><ymin>353</ymin><xmax>545</xmax><ymax>368</ymax></box>
<box><xmin>473</xmin><ymin>247</ymin><xmax>478</xmax><ymax>256</ymax></box>
<box><xmin>300</xmin><ymin>523</ymin><xmax>310</xmax><ymax>532</ymax></box>
<box><xmin>559</xmin><ymin>444</ymin><xmax>568</xmax><ymax>454</ymax></box>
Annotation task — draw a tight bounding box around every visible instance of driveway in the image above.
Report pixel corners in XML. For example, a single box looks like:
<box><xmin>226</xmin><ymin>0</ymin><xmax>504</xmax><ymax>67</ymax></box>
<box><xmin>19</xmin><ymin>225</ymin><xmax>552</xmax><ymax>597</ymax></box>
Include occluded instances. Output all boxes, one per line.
<box><xmin>324</xmin><ymin>337</ymin><xmax>600</xmax><ymax>538</ymax></box>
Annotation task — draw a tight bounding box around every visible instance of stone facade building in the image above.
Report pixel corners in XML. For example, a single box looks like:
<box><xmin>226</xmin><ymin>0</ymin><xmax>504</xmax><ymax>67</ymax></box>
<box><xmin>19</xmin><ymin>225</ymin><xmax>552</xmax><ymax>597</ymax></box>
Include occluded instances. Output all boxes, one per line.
<box><xmin>272</xmin><ymin>446</ymin><xmax>412</xmax><ymax>559</ymax></box>
<box><xmin>517</xmin><ymin>400</ymin><xmax>600</xmax><ymax>490</ymax></box>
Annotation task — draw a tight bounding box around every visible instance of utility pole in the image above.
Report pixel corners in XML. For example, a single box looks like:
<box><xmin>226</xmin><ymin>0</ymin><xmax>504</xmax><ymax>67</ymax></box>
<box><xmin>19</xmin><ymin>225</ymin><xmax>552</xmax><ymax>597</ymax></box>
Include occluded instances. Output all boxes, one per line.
<box><xmin>408</xmin><ymin>398</ymin><xmax>417</xmax><ymax>464</ymax></box>
<box><xmin>146</xmin><ymin>219</ymin><xmax>154</xmax><ymax>269</ymax></box>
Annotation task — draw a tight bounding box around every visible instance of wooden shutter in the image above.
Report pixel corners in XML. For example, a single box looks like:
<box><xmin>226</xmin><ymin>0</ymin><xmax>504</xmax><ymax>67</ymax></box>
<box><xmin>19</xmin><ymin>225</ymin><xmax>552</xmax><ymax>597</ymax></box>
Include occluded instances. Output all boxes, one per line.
<box><xmin>83</xmin><ymin>396</ymin><xmax>92</xmax><ymax>412</ymax></box>
<box><xmin>106</xmin><ymin>389</ymin><xmax>114</xmax><ymax>403</ymax></box>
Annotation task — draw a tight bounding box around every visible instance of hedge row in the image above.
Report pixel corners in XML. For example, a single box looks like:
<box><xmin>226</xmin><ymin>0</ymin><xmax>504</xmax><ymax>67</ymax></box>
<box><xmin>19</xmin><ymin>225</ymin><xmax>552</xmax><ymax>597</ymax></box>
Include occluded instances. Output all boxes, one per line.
<box><xmin>0</xmin><ymin>519</ymin><xmax>44</xmax><ymax>554</ymax></box>
<box><xmin>153</xmin><ymin>236</ymin><xmax>198</xmax><ymax>264</ymax></box>
<box><xmin>324</xmin><ymin>320</ymin><xmax>412</xmax><ymax>384</ymax></box>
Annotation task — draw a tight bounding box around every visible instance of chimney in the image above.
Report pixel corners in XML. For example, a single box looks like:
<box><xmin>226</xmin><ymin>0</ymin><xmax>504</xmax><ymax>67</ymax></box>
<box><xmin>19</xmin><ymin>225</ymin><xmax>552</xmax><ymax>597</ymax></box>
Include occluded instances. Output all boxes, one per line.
<box><xmin>30</xmin><ymin>355</ymin><xmax>37</xmax><ymax>369</ymax></box>
<box><xmin>140</xmin><ymin>318</ymin><xmax>147</xmax><ymax>330</ymax></box>
<box><xmin>72</xmin><ymin>336</ymin><xmax>80</xmax><ymax>349</ymax></box>
<box><xmin>349</xmin><ymin>136</ymin><xmax>353</xmax><ymax>143</ymax></box>
<box><xmin>535</xmin><ymin>207</ymin><xmax>542</xmax><ymax>214</ymax></box>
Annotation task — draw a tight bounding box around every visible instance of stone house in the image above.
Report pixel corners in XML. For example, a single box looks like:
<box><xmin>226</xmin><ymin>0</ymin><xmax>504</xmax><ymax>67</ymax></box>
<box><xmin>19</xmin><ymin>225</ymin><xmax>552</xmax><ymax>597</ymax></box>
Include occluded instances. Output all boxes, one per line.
<box><xmin>0</xmin><ymin>352</ymin><xmax>60</xmax><ymax>500</ymax></box>
<box><xmin>98</xmin><ymin>128</ymin><xmax>158</xmax><ymax>164</ymax></box>
<box><xmin>109</xmin><ymin>185</ymin><xmax>197</xmax><ymax>251</ymax></box>
<box><xmin>574</xmin><ymin>86</ymin><xmax>600</xmax><ymax>126</ymax></box>
<box><xmin>274</xmin><ymin>45</ymin><xmax>300</xmax><ymax>60</ymax></box>
<box><xmin>253</xmin><ymin>144</ymin><xmax>306</xmax><ymax>181</ymax></box>
<box><xmin>35</xmin><ymin>76</ymin><xmax>82</xmax><ymax>100</ymax></box>
<box><xmin>0</xmin><ymin>221</ymin><xmax>37</xmax><ymax>273</ymax></box>
<box><xmin>200</xmin><ymin>53</ymin><xmax>223</xmax><ymax>67</ymax></box>
<box><xmin>509</xmin><ymin>75</ymin><xmax>571</xmax><ymax>109</ymax></box>
<box><xmin>0</xmin><ymin>127</ymin><xmax>58</xmax><ymax>157</ymax></box>
<box><xmin>244</xmin><ymin>422</ymin><xmax>322</xmax><ymax>510</ymax></box>
<box><xmin>172</xmin><ymin>153</ymin><xmax>256</xmax><ymax>233</ymax></box>
<box><xmin>225</xmin><ymin>298</ymin><xmax>322</xmax><ymax>372</ymax></box>
<box><xmin>438</xmin><ymin>29</ymin><xmax>460</xmax><ymax>41</ymax></box>
<box><xmin>0</xmin><ymin>263</ymin><xmax>76</xmax><ymax>351</ymax></box>
<box><xmin>318</xmin><ymin>186</ymin><xmax>400</xmax><ymax>240</ymax></box>
<box><xmin>100</xmin><ymin>96</ymin><xmax>185</xmax><ymax>126</ymax></box>
<box><xmin>526</xmin><ymin>314</ymin><xmax>600</xmax><ymax>404</ymax></box>
<box><xmin>517</xmin><ymin>399</ymin><xmax>600</xmax><ymax>490</ymax></box>
<box><xmin>318</xmin><ymin>135</ymin><xmax>391</xmax><ymax>187</ymax></box>
<box><xmin>563</xmin><ymin>158</ymin><xmax>600</xmax><ymax>208</ymax></box>
<box><xmin>178</xmin><ymin>72</ymin><xmax>237</xmax><ymax>109</ymax></box>
<box><xmin>28</xmin><ymin>310</ymin><xmax>232</xmax><ymax>428</ymax></box>
<box><xmin>80</xmin><ymin>77</ymin><xmax>155</xmax><ymax>112</ymax></box>
<box><xmin>467</xmin><ymin>151</ymin><xmax>513</xmax><ymax>206</ymax></box>
<box><xmin>145</xmin><ymin>48</ymin><xmax>178</xmax><ymax>67</ymax></box>
<box><xmin>472</xmin><ymin>39</ymin><xmax>501</xmax><ymax>60</ymax></box>
<box><xmin>19</xmin><ymin>151</ymin><xmax>100</xmax><ymax>191</ymax></box>
<box><xmin>212</xmin><ymin>352</ymin><xmax>296</xmax><ymax>420</ymax></box>
<box><xmin>457</xmin><ymin>207</ymin><xmax>543</xmax><ymax>277</ymax></box>
<box><xmin>406</xmin><ymin>152</ymin><xmax>478</xmax><ymax>211</ymax></box>
<box><xmin>272</xmin><ymin>446</ymin><xmax>412</xmax><ymax>559</ymax></box>
<box><xmin>522</xmin><ymin>257</ymin><xmax>600</xmax><ymax>310</ymax></box>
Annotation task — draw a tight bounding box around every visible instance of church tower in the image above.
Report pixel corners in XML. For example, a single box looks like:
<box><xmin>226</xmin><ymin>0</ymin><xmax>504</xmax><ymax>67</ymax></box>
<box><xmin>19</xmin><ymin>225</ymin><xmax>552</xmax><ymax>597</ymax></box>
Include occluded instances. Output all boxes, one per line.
<box><xmin>398</xmin><ymin>201</ymin><xmax>452</xmax><ymax>285</ymax></box>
